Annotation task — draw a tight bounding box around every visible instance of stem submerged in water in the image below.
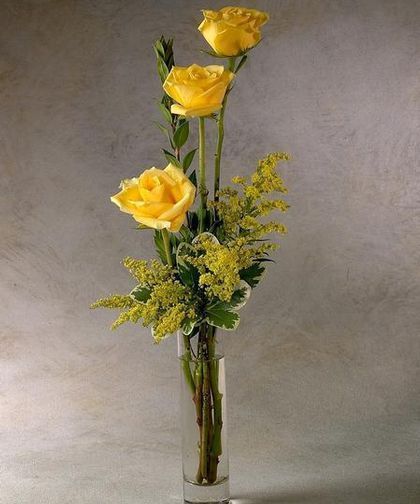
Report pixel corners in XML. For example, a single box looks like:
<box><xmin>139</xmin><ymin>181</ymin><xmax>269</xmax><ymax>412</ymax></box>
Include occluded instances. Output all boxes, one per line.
<box><xmin>181</xmin><ymin>333</ymin><xmax>195</xmax><ymax>395</ymax></box>
<box><xmin>181</xmin><ymin>324</ymin><xmax>223</xmax><ymax>485</ymax></box>
<box><xmin>207</xmin><ymin>327</ymin><xmax>222</xmax><ymax>483</ymax></box>
<box><xmin>194</xmin><ymin>356</ymin><xmax>204</xmax><ymax>484</ymax></box>
<box><xmin>200</xmin><ymin>358</ymin><xmax>211</xmax><ymax>480</ymax></box>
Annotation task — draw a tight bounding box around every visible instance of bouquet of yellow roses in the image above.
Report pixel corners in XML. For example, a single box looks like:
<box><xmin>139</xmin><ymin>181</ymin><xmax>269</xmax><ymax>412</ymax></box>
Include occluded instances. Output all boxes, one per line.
<box><xmin>92</xmin><ymin>6</ymin><xmax>289</xmax><ymax>502</ymax></box>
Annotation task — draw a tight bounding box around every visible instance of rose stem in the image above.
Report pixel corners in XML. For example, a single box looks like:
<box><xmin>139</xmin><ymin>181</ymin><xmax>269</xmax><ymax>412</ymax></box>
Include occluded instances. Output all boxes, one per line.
<box><xmin>194</xmin><ymin>333</ymin><xmax>204</xmax><ymax>483</ymax></box>
<box><xmin>194</xmin><ymin>356</ymin><xmax>204</xmax><ymax>483</ymax></box>
<box><xmin>208</xmin><ymin>327</ymin><xmax>223</xmax><ymax>483</ymax></box>
<box><xmin>196</xmin><ymin>323</ymin><xmax>214</xmax><ymax>482</ymax></box>
<box><xmin>182</xmin><ymin>332</ymin><xmax>195</xmax><ymax>396</ymax></box>
<box><xmin>207</xmin><ymin>337</ymin><xmax>214</xmax><ymax>478</ymax></box>
<box><xmin>200</xmin><ymin>345</ymin><xmax>211</xmax><ymax>480</ymax></box>
<box><xmin>161</xmin><ymin>228</ymin><xmax>173</xmax><ymax>267</ymax></box>
<box><xmin>214</xmin><ymin>57</ymin><xmax>236</xmax><ymax>201</ymax></box>
<box><xmin>198</xmin><ymin>117</ymin><xmax>207</xmax><ymax>233</ymax></box>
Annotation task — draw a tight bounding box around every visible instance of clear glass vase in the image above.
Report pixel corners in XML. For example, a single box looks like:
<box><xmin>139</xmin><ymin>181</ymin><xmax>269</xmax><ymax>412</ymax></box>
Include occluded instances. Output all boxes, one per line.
<box><xmin>178</xmin><ymin>326</ymin><xmax>230</xmax><ymax>504</ymax></box>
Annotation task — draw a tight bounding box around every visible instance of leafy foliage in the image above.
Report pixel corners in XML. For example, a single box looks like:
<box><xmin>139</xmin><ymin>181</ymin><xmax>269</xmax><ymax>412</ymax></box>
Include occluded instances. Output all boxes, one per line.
<box><xmin>154</xmin><ymin>230</ymin><xmax>167</xmax><ymax>264</ymax></box>
<box><xmin>183</xmin><ymin>149</ymin><xmax>197</xmax><ymax>171</ymax></box>
<box><xmin>239</xmin><ymin>262</ymin><xmax>265</xmax><ymax>288</ymax></box>
<box><xmin>130</xmin><ymin>285</ymin><xmax>152</xmax><ymax>303</ymax></box>
<box><xmin>206</xmin><ymin>302</ymin><xmax>240</xmax><ymax>331</ymax></box>
<box><xmin>173</xmin><ymin>121</ymin><xmax>189</xmax><ymax>149</ymax></box>
<box><xmin>93</xmin><ymin>34</ymin><xmax>290</xmax><ymax>344</ymax></box>
<box><xmin>154</xmin><ymin>36</ymin><xmax>196</xmax><ymax>172</ymax></box>
<box><xmin>176</xmin><ymin>242</ymin><xmax>199</xmax><ymax>289</ymax></box>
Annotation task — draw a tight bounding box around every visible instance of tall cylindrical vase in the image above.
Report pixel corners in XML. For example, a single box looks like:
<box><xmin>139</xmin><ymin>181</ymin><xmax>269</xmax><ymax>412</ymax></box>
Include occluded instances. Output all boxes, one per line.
<box><xmin>178</xmin><ymin>327</ymin><xmax>230</xmax><ymax>504</ymax></box>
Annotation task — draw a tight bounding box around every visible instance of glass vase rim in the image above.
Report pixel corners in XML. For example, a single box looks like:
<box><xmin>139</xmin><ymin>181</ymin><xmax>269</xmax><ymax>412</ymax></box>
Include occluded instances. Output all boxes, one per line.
<box><xmin>178</xmin><ymin>353</ymin><xmax>225</xmax><ymax>364</ymax></box>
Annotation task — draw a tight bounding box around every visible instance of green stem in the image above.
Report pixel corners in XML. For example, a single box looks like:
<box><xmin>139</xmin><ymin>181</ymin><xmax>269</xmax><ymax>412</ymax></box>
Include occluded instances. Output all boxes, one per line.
<box><xmin>192</xmin><ymin>325</ymin><xmax>223</xmax><ymax>484</ymax></box>
<box><xmin>207</xmin><ymin>328</ymin><xmax>223</xmax><ymax>483</ymax></box>
<box><xmin>194</xmin><ymin>357</ymin><xmax>204</xmax><ymax>484</ymax></box>
<box><xmin>198</xmin><ymin>117</ymin><xmax>207</xmax><ymax>233</ymax></box>
<box><xmin>195</xmin><ymin>323</ymin><xmax>213</xmax><ymax>483</ymax></box>
<box><xmin>200</xmin><ymin>359</ymin><xmax>211</xmax><ymax>480</ymax></box>
<box><xmin>161</xmin><ymin>228</ymin><xmax>172</xmax><ymax>267</ymax></box>
<box><xmin>214</xmin><ymin>104</ymin><xmax>225</xmax><ymax>201</ymax></box>
<box><xmin>214</xmin><ymin>57</ymin><xmax>236</xmax><ymax>201</ymax></box>
<box><xmin>181</xmin><ymin>333</ymin><xmax>195</xmax><ymax>396</ymax></box>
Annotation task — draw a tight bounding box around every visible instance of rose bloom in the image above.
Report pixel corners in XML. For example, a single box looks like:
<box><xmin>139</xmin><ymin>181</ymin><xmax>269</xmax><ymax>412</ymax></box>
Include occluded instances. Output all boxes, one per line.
<box><xmin>163</xmin><ymin>64</ymin><xmax>234</xmax><ymax>117</ymax></box>
<box><xmin>111</xmin><ymin>163</ymin><xmax>195</xmax><ymax>232</ymax></box>
<box><xmin>198</xmin><ymin>6</ymin><xmax>269</xmax><ymax>57</ymax></box>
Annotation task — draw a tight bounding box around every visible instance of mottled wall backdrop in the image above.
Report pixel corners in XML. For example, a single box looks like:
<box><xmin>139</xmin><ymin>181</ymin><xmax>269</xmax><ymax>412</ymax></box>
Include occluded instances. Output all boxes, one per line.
<box><xmin>1</xmin><ymin>1</ymin><xmax>419</xmax><ymax>503</ymax></box>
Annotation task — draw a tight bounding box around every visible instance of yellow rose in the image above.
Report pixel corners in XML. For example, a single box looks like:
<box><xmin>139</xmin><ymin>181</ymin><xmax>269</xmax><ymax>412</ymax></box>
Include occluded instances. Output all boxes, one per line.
<box><xmin>110</xmin><ymin>163</ymin><xmax>195</xmax><ymax>232</ymax></box>
<box><xmin>198</xmin><ymin>6</ymin><xmax>269</xmax><ymax>57</ymax></box>
<box><xmin>163</xmin><ymin>64</ymin><xmax>234</xmax><ymax>117</ymax></box>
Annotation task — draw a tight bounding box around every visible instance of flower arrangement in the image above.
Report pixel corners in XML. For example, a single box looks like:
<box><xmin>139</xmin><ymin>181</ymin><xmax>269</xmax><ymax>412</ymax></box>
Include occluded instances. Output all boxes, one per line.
<box><xmin>92</xmin><ymin>5</ymin><xmax>290</xmax><ymax>498</ymax></box>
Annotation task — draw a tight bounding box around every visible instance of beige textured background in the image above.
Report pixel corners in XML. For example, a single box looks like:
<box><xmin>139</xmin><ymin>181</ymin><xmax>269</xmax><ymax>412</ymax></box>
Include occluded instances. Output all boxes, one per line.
<box><xmin>1</xmin><ymin>1</ymin><xmax>419</xmax><ymax>503</ymax></box>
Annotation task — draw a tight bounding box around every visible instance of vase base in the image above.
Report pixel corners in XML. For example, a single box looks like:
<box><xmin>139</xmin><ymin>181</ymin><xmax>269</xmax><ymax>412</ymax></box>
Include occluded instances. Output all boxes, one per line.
<box><xmin>184</xmin><ymin>499</ymin><xmax>231</xmax><ymax>504</ymax></box>
<box><xmin>184</xmin><ymin>501</ymin><xmax>230</xmax><ymax>504</ymax></box>
<box><xmin>183</xmin><ymin>476</ymin><xmax>230</xmax><ymax>504</ymax></box>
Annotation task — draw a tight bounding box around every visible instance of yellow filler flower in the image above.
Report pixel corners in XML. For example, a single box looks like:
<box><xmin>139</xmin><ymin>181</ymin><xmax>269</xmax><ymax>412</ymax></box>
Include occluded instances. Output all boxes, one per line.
<box><xmin>198</xmin><ymin>6</ymin><xmax>269</xmax><ymax>57</ymax></box>
<box><xmin>163</xmin><ymin>64</ymin><xmax>234</xmax><ymax>117</ymax></box>
<box><xmin>111</xmin><ymin>163</ymin><xmax>195</xmax><ymax>232</ymax></box>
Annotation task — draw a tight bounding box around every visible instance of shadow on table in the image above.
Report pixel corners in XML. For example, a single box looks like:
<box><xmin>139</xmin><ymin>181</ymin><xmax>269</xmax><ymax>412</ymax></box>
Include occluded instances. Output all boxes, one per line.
<box><xmin>231</xmin><ymin>472</ymin><xmax>420</xmax><ymax>504</ymax></box>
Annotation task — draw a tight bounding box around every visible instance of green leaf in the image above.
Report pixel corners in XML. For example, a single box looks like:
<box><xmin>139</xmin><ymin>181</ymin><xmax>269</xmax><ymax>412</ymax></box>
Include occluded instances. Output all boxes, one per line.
<box><xmin>176</xmin><ymin>242</ymin><xmax>199</xmax><ymax>288</ymax></box>
<box><xmin>156</xmin><ymin>122</ymin><xmax>168</xmax><ymax>135</ymax></box>
<box><xmin>187</xmin><ymin>211</ymin><xmax>199</xmax><ymax>233</ymax></box>
<box><xmin>162</xmin><ymin>149</ymin><xmax>182</xmax><ymax>168</ymax></box>
<box><xmin>200</xmin><ymin>49</ymin><xmax>227</xmax><ymax>59</ymax></box>
<box><xmin>153</xmin><ymin>46</ymin><xmax>161</xmax><ymax>61</ymax></box>
<box><xmin>157</xmin><ymin>59</ymin><xmax>169</xmax><ymax>82</ymax></box>
<box><xmin>179</xmin><ymin>225</ymin><xmax>194</xmax><ymax>243</ymax></box>
<box><xmin>183</xmin><ymin>148</ymin><xmax>197</xmax><ymax>172</ymax></box>
<box><xmin>173</xmin><ymin>121</ymin><xmax>189</xmax><ymax>149</ymax></box>
<box><xmin>239</xmin><ymin>262</ymin><xmax>265</xmax><ymax>288</ymax></box>
<box><xmin>230</xmin><ymin>280</ymin><xmax>251</xmax><ymax>310</ymax></box>
<box><xmin>155</xmin><ymin>123</ymin><xmax>174</xmax><ymax>149</ymax></box>
<box><xmin>189</xmin><ymin>325</ymin><xmax>200</xmax><ymax>338</ymax></box>
<box><xmin>188</xmin><ymin>169</ymin><xmax>197</xmax><ymax>187</ymax></box>
<box><xmin>182</xmin><ymin>318</ymin><xmax>196</xmax><ymax>336</ymax></box>
<box><xmin>158</xmin><ymin>102</ymin><xmax>173</xmax><ymax>123</ymax></box>
<box><xmin>154</xmin><ymin>39</ymin><xmax>165</xmax><ymax>58</ymax></box>
<box><xmin>177</xmin><ymin>263</ymin><xmax>197</xmax><ymax>289</ymax></box>
<box><xmin>162</xmin><ymin>37</ymin><xmax>171</xmax><ymax>53</ymax></box>
<box><xmin>235</xmin><ymin>55</ymin><xmax>248</xmax><ymax>73</ymax></box>
<box><xmin>129</xmin><ymin>285</ymin><xmax>152</xmax><ymax>303</ymax></box>
<box><xmin>170</xmin><ymin>233</ymin><xmax>180</xmax><ymax>258</ymax></box>
<box><xmin>206</xmin><ymin>303</ymin><xmax>240</xmax><ymax>331</ymax></box>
